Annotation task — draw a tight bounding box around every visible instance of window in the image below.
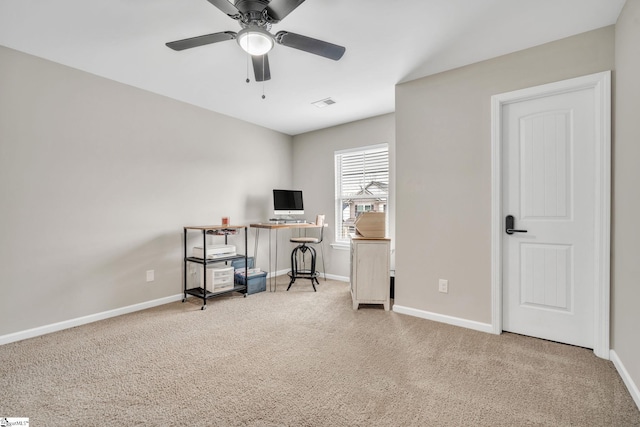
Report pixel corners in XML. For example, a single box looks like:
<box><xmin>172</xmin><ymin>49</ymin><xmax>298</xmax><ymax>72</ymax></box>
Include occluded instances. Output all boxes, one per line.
<box><xmin>334</xmin><ymin>144</ymin><xmax>389</xmax><ymax>244</ymax></box>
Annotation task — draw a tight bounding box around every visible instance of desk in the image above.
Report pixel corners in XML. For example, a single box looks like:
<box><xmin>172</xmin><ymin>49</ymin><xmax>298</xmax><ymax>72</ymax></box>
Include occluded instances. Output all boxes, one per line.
<box><xmin>250</xmin><ymin>222</ymin><xmax>325</xmax><ymax>291</ymax></box>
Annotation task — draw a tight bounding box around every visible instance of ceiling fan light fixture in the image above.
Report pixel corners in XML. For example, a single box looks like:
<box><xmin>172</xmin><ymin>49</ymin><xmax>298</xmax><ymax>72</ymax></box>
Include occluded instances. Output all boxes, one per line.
<box><xmin>237</xmin><ymin>26</ymin><xmax>274</xmax><ymax>56</ymax></box>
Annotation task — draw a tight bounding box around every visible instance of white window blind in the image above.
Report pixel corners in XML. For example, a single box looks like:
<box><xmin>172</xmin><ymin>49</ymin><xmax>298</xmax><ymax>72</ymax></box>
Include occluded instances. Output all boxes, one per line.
<box><xmin>335</xmin><ymin>144</ymin><xmax>389</xmax><ymax>243</ymax></box>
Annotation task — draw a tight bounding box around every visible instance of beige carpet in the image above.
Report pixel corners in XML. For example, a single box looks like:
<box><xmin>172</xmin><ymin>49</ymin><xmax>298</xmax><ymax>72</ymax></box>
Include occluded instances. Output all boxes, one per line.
<box><xmin>1</xmin><ymin>278</ymin><xmax>639</xmax><ymax>426</ymax></box>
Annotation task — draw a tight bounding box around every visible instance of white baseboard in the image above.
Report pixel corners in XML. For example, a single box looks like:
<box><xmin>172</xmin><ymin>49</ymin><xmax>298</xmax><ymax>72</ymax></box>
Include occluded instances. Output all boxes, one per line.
<box><xmin>610</xmin><ymin>349</ymin><xmax>640</xmax><ymax>411</ymax></box>
<box><xmin>392</xmin><ymin>305</ymin><xmax>494</xmax><ymax>334</ymax></box>
<box><xmin>323</xmin><ymin>273</ymin><xmax>349</xmax><ymax>282</ymax></box>
<box><xmin>266</xmin><ymin>269</ymin><xmax>291</xmax><ymax>278</ymax></box>
<box><xmin>0</xmin><ymin>294</ymin><xmax>183</xmax><ymax>346</ymax></box>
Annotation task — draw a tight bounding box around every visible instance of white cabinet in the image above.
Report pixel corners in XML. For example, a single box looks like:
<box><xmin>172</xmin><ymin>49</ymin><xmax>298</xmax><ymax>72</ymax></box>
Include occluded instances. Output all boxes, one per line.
<box><xmin>350</xmin><ymin>237</ymin><xmax>391</xmax><ymax>310</ymax></box>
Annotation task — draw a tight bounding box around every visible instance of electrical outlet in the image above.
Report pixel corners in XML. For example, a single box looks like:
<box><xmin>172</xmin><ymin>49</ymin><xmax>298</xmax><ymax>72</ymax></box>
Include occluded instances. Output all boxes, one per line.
<box><xmin>438</xmin><ymin>279</ymin><xmax>448</xmax><ymax>293</ymax></box>
<box><xmin>146</xmin><ymin>270</ymin><xmax>155</xmax><ymax>282</ymax></box>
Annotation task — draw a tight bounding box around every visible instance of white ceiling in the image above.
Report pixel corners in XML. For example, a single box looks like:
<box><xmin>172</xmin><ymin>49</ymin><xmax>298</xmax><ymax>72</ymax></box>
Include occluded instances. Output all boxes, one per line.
<box><xmin>0</xmin><ymin>0</ymin><xmax>625</xmax><ymax>135</ymax></box>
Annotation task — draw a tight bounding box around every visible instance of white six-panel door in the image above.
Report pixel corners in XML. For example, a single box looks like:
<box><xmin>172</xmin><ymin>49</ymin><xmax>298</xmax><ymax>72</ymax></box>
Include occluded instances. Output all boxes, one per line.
<box><xmin>491</xmin><ymin>72</ymin><xmax>610</xmax><ymax>357</ymax></box>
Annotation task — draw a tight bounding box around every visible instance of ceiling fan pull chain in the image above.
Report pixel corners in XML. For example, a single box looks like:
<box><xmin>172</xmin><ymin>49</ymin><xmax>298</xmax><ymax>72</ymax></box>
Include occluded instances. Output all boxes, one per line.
<box><xmin>245</xmin><ymin>36</ymin><xmax>251</xmax><ymax>83</ymax></box>
<box><xmin>262</xmin><ymin>56</ymin><xmax>266</xmax><ymax>99</ymax></box>
<box><xmin>246</xmin><ymin>50</ymin><xmax>250</xmax><ymax>83</ymax></box>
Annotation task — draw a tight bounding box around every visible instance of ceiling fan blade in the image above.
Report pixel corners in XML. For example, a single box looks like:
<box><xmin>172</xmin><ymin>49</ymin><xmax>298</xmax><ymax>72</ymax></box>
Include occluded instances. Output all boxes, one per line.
<box><xmin>205</xmin><ymin>0</ymin><xmax>241</xmax><ymax>17</ymax></box>
<box><xmin>265</xmin><ymin>0</ymin><xmax>305</xmax><ymax>22</ymax></box>
<box><xmin>166</xmin><ymin>31</ymin><xmax>236</xmax><ymax>51</ymax></box>
<box><xmin>252</xmin><ymin>54</ymin><xmax>271</xmax><ymax>82</ymax></box>
<box><xmin>275</xmin><ymin>31</ymin><xmax>345</xmax><ymax>61</ymax></box>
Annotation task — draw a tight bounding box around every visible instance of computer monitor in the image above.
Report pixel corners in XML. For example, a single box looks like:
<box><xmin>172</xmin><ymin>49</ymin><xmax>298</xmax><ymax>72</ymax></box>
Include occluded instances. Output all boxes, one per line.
<box><xmin>273</xmin><ymin>189</ymin><xmax>304</xmax><ymax>216</ymax></box>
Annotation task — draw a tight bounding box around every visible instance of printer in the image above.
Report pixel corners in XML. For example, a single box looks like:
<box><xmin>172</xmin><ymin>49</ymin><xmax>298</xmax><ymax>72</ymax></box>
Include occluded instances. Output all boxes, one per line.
<box><xmin>192</xmin><ymin>244</ymin><xmax>236</xmax><ymax>259</ymax></box>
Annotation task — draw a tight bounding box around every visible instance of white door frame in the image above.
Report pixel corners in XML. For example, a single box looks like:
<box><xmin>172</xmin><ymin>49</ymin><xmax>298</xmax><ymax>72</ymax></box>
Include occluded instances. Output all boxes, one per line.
<box><xmin>490</xmin><ymin>71</ymin><xmax>611</xmax><ymax>359</ymax></box>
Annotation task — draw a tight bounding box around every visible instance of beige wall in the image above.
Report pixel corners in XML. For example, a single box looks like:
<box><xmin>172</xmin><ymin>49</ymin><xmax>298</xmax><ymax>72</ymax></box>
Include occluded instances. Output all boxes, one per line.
<box><xmin>292</xmin><ymin>113</ymin><xmax>395</xmax><ymax>279</ymax></box>
<box><xmin>0</xmin><ymin>46</ymin><xmax>292</xmax><ymax>337</ymax></box>
<box><xmin>613</xmin><ymin>0</ymin><xmax>640</xmax><ymax>402</ymax></box>
<box><xmin>2</xmin><ymin>14</ymin><xmax>637</xmax><ymax>405</ymax></box>
<box><xmin>395</xmin><ymin>26</ymin><xmax>615</xmax><ymax>324</ymax></box>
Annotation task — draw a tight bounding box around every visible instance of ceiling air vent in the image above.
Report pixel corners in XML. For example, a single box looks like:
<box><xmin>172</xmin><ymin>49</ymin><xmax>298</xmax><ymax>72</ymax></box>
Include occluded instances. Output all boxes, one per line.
<box><xmin>312</xmin><ymin>98</ymin><xmax>336</xmax><ymax>108</ymax></box>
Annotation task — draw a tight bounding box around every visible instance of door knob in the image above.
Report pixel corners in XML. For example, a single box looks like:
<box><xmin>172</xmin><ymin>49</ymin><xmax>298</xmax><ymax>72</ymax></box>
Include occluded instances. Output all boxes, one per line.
<box><xmin>505</xmin><ymin>215</ymin><xmax>528</xmax><ymax>235</ymax></box>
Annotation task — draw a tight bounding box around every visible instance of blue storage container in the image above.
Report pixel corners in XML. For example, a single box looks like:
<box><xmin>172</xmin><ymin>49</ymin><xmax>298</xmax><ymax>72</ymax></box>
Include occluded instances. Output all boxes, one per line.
<box><xmin>231</xmin><ymin>257</ymin><xmax>264</xmax><ymax>294</ymax></box>
<box><xmin>230</xmin><ymin>257</ymin><xmax>255</xmax><ymax>270</ymax></box>
<box><xmin>235</xmin><ymin>270</ymin><xmax>267</xmax><ymax>295</ymax></box>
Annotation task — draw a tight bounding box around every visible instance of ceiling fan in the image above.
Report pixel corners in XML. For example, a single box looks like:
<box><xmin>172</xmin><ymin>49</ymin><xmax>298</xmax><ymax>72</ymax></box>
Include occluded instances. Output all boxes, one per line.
<box><xmin>166</xmin><ymin>0</ymin><xmax>346</xmax><ymax>83</ymax></box>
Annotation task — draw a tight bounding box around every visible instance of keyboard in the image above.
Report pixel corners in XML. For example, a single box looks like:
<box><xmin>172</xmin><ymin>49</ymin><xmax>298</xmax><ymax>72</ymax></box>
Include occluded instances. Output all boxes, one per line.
<box><xmin>268</xmin><ymin>218</ymin><xmax>307</xmax><ymax>224</ymax></box>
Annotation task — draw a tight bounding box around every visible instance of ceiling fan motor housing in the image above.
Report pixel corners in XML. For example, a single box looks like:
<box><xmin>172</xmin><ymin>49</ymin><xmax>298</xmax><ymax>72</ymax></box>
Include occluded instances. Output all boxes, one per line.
<box><xmin>233</xmin><ymin>0</ymin><xmax>270</xmax><ymax>14</ymax></box>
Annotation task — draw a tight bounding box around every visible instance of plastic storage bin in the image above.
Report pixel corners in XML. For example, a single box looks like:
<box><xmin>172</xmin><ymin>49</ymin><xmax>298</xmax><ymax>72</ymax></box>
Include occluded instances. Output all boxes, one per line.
<box><xmin>199</xmin><ymin>265</ymin><xmax>234</xmax><ymax>291</ymax></box>
<box><xmin>230</xmin><ymin>257</ymin><xmax>255</xmax><ymax>270</ymax></box>
<box><xmin>231</xmin><ymin>257</ymin><xmax>264</xmax><ymax>294</ymax></box>
<box><xmin>235</xmin><ymin>270</ymin><xmax>267</xmax><ymax>295</ymax></box>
